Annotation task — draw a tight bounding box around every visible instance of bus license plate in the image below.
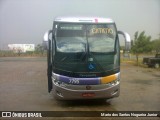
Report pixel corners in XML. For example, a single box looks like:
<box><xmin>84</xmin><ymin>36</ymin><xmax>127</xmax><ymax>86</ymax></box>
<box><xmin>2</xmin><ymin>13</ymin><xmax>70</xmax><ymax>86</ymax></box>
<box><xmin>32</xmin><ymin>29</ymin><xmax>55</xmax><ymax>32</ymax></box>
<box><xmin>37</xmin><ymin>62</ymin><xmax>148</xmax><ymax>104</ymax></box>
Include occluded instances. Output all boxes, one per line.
<box><xmin>82</xmin><ymin>93</ymin><xmax>95</xmax><ymax>97</ymax></box>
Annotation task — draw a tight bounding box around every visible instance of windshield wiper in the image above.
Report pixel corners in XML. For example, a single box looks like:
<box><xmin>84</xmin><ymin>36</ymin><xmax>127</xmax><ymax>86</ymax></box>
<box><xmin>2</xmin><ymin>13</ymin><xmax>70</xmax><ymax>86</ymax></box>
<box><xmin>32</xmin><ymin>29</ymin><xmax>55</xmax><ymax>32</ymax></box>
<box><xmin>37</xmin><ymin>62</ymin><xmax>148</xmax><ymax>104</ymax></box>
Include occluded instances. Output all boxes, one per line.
<box><xmin>60</xmin><ymin>56</ymin><xmax>67</xmax><ymax>62</ymax></box>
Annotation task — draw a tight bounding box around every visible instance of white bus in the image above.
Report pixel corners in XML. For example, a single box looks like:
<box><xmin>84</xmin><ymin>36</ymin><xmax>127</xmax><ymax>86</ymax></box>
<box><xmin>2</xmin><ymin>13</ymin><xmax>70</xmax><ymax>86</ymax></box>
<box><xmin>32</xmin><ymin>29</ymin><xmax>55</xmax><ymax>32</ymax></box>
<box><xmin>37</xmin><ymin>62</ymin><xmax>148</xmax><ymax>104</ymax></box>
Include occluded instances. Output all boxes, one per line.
<box><xmin>43</xmin><ymin>16</ymin><xmax>131</xmax><ymax>100</ymax></box>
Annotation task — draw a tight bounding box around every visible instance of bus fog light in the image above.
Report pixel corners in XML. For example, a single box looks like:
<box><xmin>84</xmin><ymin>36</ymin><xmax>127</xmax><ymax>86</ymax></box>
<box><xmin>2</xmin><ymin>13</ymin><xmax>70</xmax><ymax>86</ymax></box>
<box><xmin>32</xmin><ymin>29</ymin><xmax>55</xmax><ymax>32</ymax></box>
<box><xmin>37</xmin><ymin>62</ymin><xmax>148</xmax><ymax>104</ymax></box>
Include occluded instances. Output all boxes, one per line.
<box><xmin>56</xmin><ymin>91</ymin><xmax>63</xmax><ymax>97</ymax></box>
<box><xmin>111</xmin><ymin>89</ymin><xmax>118</xmax><ymax>95</ymax></box>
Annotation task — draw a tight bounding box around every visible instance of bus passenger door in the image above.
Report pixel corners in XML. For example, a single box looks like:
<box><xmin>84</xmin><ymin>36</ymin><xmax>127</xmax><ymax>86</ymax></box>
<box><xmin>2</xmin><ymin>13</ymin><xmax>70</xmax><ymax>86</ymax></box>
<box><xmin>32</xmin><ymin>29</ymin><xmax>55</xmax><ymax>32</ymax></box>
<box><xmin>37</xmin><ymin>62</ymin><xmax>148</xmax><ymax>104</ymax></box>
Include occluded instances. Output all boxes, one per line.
<box><xmin>43</xmin><ymin>30</ymin><xmax>53</xmax><ymax>92</ymax></box>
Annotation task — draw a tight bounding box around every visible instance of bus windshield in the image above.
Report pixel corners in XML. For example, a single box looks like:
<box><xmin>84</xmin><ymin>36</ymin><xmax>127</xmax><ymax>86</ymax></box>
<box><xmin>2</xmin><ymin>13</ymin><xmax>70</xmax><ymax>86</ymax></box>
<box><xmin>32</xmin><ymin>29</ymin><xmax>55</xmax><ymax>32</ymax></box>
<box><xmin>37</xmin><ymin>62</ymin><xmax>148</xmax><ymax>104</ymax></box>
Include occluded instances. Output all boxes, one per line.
<box><xmin>56</xmin><ymin>24</ymin><xmax>116</xmax><ymax>53</ymax></box>
<box><xmin>88</xmin><ymin>24</ymin><xmax>116</xmax><ymax>53</ymax></box>
<box><xmin>54</xmin><ymin>23</ymin><xmax>118</xmax><ymax>77</ymax></box>
<box><xmin>56</xmin><ymin>24</ymin><xmax>86</xmax><ymax>53</ymax></box>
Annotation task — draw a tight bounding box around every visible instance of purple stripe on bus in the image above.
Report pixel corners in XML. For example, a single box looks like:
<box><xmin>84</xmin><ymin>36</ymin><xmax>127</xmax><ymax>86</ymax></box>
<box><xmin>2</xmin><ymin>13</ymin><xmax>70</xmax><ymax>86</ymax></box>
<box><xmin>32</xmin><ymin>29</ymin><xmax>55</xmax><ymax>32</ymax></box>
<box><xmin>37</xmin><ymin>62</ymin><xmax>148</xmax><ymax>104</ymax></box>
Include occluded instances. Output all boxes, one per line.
<box><xmin>78</xmin><ymin>78</ymin><xmax>100</xmax><ymax>85</ymax></box>
<box><xmin>58</xmin><ymin>75</ymin><xmax>100</xmax><ymax>85</ymax></box>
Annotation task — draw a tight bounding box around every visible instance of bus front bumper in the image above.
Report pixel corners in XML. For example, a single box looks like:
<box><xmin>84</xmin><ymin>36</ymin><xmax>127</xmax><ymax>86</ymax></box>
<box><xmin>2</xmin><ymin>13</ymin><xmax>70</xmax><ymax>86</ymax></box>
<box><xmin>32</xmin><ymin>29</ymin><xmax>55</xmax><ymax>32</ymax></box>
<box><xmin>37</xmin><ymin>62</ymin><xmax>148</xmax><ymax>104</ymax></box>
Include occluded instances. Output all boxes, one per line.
<box><xmin>52</xmin><ymin>81</ymin><xmax>120</xmax><ymax>100</ymax></box>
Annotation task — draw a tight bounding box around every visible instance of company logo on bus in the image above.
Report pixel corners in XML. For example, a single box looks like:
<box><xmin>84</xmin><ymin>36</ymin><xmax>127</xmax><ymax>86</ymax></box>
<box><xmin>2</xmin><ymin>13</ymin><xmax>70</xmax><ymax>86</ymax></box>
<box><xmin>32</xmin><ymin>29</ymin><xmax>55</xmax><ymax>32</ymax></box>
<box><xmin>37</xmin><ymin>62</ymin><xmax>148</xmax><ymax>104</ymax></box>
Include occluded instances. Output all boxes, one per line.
<box><xmin>79</xmin><ymin>74</ymin><xmax>97</xmax><ymax>77</ymax></box>
<box><xmin>86</xmin><ymin>85</ymin><xmax>91</xmax><ymax>90</ymax></box>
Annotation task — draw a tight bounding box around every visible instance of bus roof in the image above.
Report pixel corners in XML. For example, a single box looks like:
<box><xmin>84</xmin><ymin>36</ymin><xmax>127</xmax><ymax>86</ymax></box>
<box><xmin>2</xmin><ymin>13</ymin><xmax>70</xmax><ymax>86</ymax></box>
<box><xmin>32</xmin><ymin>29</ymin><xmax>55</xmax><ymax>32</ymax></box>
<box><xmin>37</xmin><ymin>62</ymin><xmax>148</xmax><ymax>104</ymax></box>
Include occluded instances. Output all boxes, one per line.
<box><xmin>54</xmin><ymin>16</ymin><xmax>114</xmax><ymax>23</ymax></box>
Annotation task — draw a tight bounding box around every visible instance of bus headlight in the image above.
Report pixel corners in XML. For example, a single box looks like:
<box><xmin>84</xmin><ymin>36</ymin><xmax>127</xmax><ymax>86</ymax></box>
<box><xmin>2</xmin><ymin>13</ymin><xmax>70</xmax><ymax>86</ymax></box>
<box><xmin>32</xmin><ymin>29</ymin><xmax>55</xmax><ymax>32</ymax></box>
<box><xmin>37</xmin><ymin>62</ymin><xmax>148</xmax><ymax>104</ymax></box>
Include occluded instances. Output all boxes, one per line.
<box><xmin>52</xmin><ymin>77</ymin><xmax>67</xmax><ymax>87</ymax></box>
<box><xmin>108</xmin><ymin>73</ymin><xmax>120</xmax><ymax>86</ymax></box>
<box><xmin>108</xmin><ymin>79</ymin><xmax>120</xmax><ymax>86</ymax></box>
<box><xmin>101</xmin><ymin>72</ymin><xmax>120</xmax><ymax>85</ymax></box>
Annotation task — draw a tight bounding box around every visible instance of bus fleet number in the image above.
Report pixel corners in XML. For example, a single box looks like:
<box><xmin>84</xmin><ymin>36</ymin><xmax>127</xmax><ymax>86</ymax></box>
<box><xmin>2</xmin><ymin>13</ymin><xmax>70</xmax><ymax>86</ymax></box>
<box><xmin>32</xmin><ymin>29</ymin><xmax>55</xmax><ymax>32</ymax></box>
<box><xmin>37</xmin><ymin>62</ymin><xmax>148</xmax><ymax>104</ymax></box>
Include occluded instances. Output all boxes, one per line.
<box><xmin>69</xmin><ymin>78</ymin><xmax>80</xmax><ymax>84</ymax></box>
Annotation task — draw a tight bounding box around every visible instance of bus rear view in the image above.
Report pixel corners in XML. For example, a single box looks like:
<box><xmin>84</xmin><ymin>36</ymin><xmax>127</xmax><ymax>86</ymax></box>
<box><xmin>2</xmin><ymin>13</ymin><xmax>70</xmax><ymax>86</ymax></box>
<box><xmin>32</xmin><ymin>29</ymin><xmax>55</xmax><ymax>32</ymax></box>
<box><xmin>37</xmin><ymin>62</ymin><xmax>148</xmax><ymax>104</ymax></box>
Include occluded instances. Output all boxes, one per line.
<box><xmin>43</xmin><ymin>17</ymin><xmax>131</xmax><ymax>100</ymax></box>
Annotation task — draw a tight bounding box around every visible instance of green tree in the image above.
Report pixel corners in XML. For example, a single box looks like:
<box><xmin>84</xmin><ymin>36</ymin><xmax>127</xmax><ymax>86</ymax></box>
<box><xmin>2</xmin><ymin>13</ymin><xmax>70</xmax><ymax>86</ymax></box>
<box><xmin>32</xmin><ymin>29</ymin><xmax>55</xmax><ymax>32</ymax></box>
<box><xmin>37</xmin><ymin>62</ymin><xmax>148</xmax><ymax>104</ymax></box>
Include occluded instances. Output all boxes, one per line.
<box><xmin>120</xmin><ymin>46</ymin><xmax>125</xmax><ymax>50</ymax></box>
<box><xmin>151</xmin><ymin>39</ymin><xmax>160</xmax><ymax>54</ymax></box>
<box><xmin>131</xmin><ymin>31</ymin><xmax>152</xmax><ymax>65</ymax></box>
<box><xmin>35</xmin><ymin>44</ymin><xmax>44</xmax><ymax>55</ymax></box>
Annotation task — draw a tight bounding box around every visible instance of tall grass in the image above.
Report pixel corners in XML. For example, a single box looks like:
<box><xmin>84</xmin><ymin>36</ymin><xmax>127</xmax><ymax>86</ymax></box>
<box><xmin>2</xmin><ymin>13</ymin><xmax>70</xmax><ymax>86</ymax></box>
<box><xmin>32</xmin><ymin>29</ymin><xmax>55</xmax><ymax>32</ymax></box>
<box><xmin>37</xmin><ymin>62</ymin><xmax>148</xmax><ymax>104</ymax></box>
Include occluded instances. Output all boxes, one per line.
<box><xmin>0</xmin><ymin>50</ymin><xmax>47</xmax><ymax>57</ymax></box>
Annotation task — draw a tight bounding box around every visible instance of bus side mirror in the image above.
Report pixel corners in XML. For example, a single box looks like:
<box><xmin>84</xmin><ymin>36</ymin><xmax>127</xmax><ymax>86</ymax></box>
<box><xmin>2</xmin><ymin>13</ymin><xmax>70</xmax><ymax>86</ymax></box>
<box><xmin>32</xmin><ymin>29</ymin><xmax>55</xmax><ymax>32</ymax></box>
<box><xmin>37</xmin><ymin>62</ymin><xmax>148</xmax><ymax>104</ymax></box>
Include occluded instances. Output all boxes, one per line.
<box><xmin>43</xmin><ymin>30</ymin><xmax>52</xmax><ymax>50</ymax></box>
<box><xmin>118</xmin><ymin>31</ymin><xmax>131</xmax><ymax>51</ymax></box>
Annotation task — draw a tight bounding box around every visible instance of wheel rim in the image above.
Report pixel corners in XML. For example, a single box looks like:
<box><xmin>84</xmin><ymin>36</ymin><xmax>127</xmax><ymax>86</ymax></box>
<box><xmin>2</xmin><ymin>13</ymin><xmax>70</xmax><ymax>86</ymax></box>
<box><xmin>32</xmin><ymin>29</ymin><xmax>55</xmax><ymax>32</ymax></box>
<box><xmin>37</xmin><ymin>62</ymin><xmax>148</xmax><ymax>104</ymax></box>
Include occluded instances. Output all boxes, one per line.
<box><xmin>155</xmin><ymin>63</ymin><xmax>159</xmax><ymax>68</ymax></box>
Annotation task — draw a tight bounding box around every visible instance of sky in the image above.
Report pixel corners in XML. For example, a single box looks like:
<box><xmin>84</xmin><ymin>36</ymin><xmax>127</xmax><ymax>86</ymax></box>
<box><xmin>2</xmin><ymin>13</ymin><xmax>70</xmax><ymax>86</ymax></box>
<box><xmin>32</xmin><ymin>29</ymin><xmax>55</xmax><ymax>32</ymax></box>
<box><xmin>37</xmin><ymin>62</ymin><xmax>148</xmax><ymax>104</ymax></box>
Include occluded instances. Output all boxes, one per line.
<box><xmin>0</xmin><ymin>0</ymin><xmax>160</xmax><ymax>50</ymax></box>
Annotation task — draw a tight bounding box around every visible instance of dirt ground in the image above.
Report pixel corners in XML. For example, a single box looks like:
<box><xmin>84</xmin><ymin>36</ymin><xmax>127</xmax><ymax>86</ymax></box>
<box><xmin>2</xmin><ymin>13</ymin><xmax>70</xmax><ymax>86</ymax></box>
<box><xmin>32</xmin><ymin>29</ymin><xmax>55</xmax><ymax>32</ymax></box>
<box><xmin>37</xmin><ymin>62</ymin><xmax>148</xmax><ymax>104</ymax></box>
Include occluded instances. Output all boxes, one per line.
<box><xmin>0</xmin><ymin>57</ymin><xmax>159</xmax><ymax>120</ymax></box>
